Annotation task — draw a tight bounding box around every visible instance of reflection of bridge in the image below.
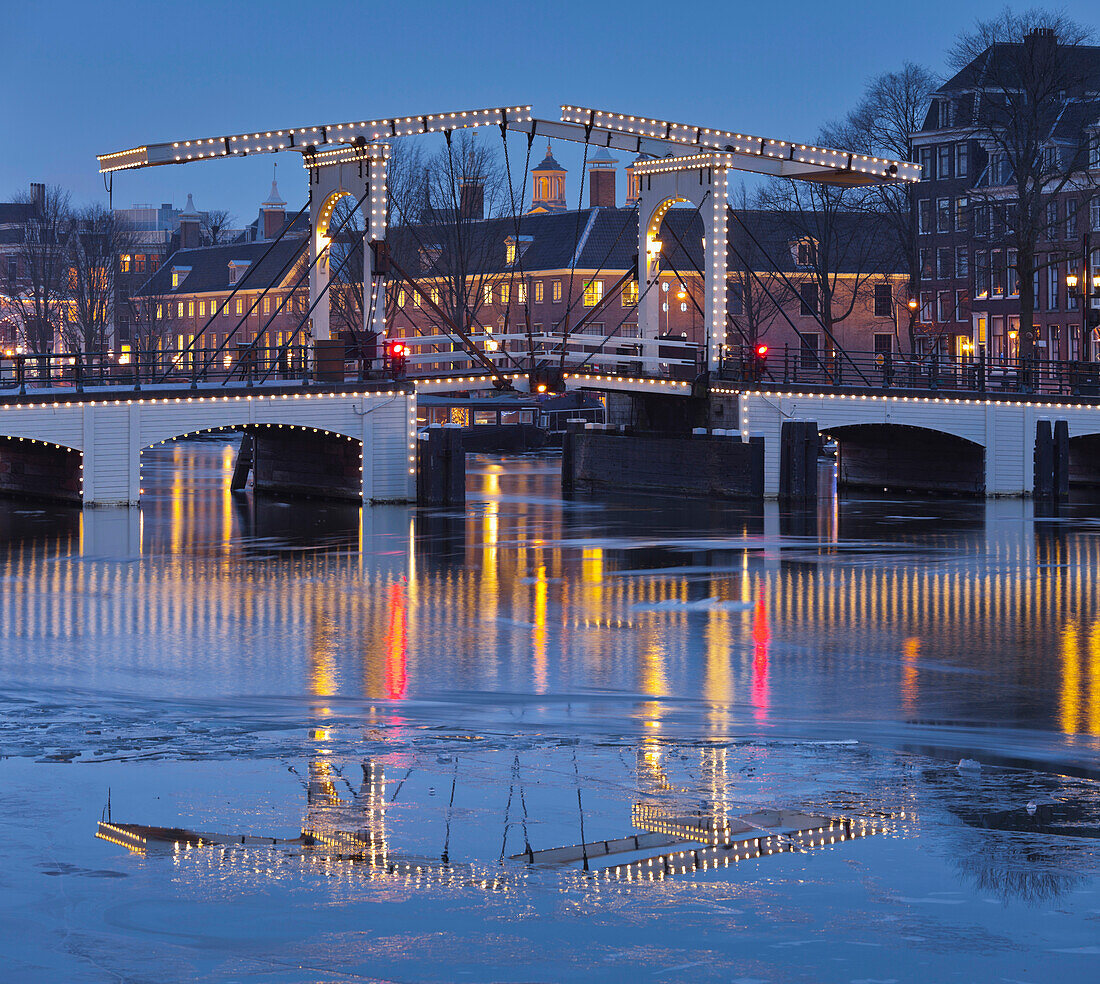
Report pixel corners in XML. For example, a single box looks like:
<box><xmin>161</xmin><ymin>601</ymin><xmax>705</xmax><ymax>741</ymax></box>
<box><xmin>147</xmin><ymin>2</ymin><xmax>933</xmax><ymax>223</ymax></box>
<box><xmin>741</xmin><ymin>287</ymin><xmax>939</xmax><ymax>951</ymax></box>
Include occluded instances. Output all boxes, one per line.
<box><xmin>94</xmin><ymin>745</ymin><xmax>884</xmax><ymax>891</ymax></box>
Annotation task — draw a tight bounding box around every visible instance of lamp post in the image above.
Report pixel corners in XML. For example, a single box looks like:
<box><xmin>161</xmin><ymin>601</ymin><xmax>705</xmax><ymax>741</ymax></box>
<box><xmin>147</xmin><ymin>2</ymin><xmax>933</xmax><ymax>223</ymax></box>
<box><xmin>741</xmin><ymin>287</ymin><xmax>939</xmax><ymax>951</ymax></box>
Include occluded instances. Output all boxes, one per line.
<box><xmin>1066</xmin><ymin>232</ymin><xmax>1100</xmax><ymax>362</ymax></box>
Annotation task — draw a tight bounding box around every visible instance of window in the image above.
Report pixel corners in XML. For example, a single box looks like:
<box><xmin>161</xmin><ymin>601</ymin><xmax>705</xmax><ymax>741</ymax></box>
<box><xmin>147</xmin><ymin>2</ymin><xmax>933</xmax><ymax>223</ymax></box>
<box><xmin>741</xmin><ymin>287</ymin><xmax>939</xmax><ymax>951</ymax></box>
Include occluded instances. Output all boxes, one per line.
<box><xmin>937</xmin><ymin>99</ymin><xmax>952</xmax><ymax>128</ymax></box>
<box><xmin>552</xmin><ymin>280</ymin><xmax>562</xmax><ymax>303</ymax></box>
<box><xmin>398</xmin><ymin>289</ymin><xmax>406</xmax><ymax>308</ymax></box>
<box><xmin>504</xmin><ymin>240</ymin><xmax>516</xmax><ymax>265</ymax></box>
<box><xmin>260</xmin><ymin>297</ymin><xmax>269</xmax><ymax>315</ymax></box>
<box><xmin>793</xmin><ymin>238</ymin><xmax>816</xmax><ymax>267</ymax></box>
<box><xmin>729</xmin><ymin>284</ymin><xmax>743</xmax><ymax>316</ymax></box>
<box><xmin>198</xmin><ymin>301</ymin><xmax>205</xmax><ymax>318</ymax></box>
<box><xmin>1092</xmin><ymin>200</ymin><xmax>1100</xmax><ymax>232</ymax></box>
<box><xmin>936</xmin><ymin>198</ymin><xmax>952</xmax><ymax>233</ymax></box>
<box><xmin>1007</xmin><ymin>249</ymin><xmax>1019</xmax><ymax>297</ymax></box>
<box><xmin>172</xmin><ymin>271</ymin><xmax>180</xmax><ymax>288</ymax></box>
<box><xmin>1092</xmin><ymin>136</ymin><xmax>1100</xmax><ymax>169</ymax></box>
<box><xmin>937</xmin><ymin>145</ymin><xmax>952</xmax><ymax>180</ymax></box>
<box><xmin>971</xmin><ymin>204</ymin><xmax>988</xmax><ymax>237</ymax></box>
<box><xmin>583</xmin><ymin>280</ymin><xmax>603</xmax><ymax>306</ymax></box>
<box><xmin>135</xmin><ymin>255</ymin><xmax>146</xmax><ymax>273</ymax></box>
<box><xmin>500</xmin><ymin>283</ymin><xmax>510</xmax><ymax>305</ymax></box>
<box><xmin>799</xmin><ymin>332</ymin><xmax>821</xmax><ymax>369</ymax></box>
<box><xmin>177</xmin><ymin>302</ymin><xmax>184</xmax><ymax>318</ymax></box>
<box><xmin>955</xmin><ymin>289</ymin><xmax>969</xmax><ymax>322</ymax></box>
<box><xmin>1048</xmin><ymin>263</ymin><xmax>1060</xmax><ymax>310</ymax></box>
<box><xmin>937</xmin><ymin>291</ymin><xmax>953</xmax><ymax>323</ymax></box>
<box><xmin>6</xmin><ymin>257</ymin><xmax>16</xmax><ymax>282</ymax></box>
<box><xmin>235</xmin><ymin>298</ymin><xmax>244</xmax><ymax>316</ymax></box>
<box><xmin>955</xmin><ymin>247</ymin><xmax>969</xmax><ymax>279</ymax></box>
<box><xmin>534</xmin><ymin>281</ymin><xmax>544</xmax><ymax>303</ymax></box>
<box><xmin>873</xmin><ymin>283</ymin><xmax>892</xmax><ymax>317</ymax></box>
<box><xmin>956</xmin><ymin>143</ymin><xmax>968</xmax><ymax>178</ymax></box>
<box><xmin>430</xmin><ymin>287</ymin><xmax>440</xmax><ymax>306</ymax></box>
<box><xmin>482</xmin><ymin>285</ymin><xmax>493</xmax><ymax>305</ymax></box>
<box><xmin>1066</xmin><ymin>199</ymin><xmax>1078</xmax><ymax>239</ymax></box>
<box><xmin>919</xmin><ymin>146</ymin><xmax>933</xmax><ymax>180</ymax></box>
<box><xmin>873</xmin><ymin>333</ymin><xmax>893</xmax><ymax>355</ymax></box>
<box><xmin>119</xmin><ymin>255</ymin><xmax>131</xmax><ymax>273</ymax></box>
<box><xmin>991</xmin><ymin>249</ymin><xmax>1004</xmax><ymax>296</ymax></box>
<box><xmin>920</xmin><ymin>292</ymin><xmax>933</xmax><ymax>322</ymax></box>
<box><xmin>918</xmin><ymin>199</ymin><xmax>931</xmax><ymax>234</ymax></box>
<box><xmin>622</xmin><ymin>281</ymin><xmax>638</xmax><ymax>306</ymax></box>
<box><xmin>937</xmin><ymin>248</ymin><xmax>953</xmax><ymax>279</ymax></box>
<box><xmin>222</xmin><ymin>299</ymin><xmax>230</xmax><ymax>316</ymax></box>
<box><xmin>1047</xmin><ymin>201</ymin><xmax>1059</xmax><ymax>239</ymax></box>
<box><xmin>920</xmin><ymin>248</ymin><xmax>932</xmax><ymax>280</ymax></box>
<box><xmin>800</xmin><ymin>282</ymin><xmax>818</xmax><ymax>316</ymax></box>
<box><xmin>974</xmin><ymin>251</ymin><xmax>989</xmax><ymax>297</ymax></box>
<box><xmin>518</xmin><ymin>282</ymin><xmax>526</xmax><ymax>304</ymax></box>
<box><xmin>955</xmin><ymin>198</ymin><xmax>967</xmax><ymax>232</ymax></box>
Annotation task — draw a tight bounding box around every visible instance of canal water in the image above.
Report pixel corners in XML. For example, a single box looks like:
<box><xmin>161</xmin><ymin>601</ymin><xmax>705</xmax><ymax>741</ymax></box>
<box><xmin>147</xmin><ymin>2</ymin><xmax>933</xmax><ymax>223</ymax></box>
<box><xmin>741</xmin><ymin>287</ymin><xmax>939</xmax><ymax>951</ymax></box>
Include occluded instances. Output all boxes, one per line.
<box><xmin>1</xmin><ymin>436</ymin><xmax>1098</xmax><ymax>982</ymax></box>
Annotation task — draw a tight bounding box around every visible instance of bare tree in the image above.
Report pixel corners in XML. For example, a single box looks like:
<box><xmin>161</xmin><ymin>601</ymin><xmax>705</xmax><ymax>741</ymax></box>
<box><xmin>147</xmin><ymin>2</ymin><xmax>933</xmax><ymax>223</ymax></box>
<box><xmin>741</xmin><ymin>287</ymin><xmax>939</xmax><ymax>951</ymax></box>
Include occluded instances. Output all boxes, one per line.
<box><xmin>201</xmin><ymin>208</ymin><xmax>236</xmax><ymax>245</ymax></box>
<box><xmin>7</xmin><ymin>184</ymin><xmax>71</xmax><ymax>353</ymax></box>
<box><xmin>66</xmin><ymin>204</ymin><xmax>136</xmax><ymax>359</ymax></box>
<box><xmin>950</xmin><ymin>11</ymin><xmax>1100</xmax><ymax>358</ymax></box>
<box><xmin>389</xmin><ymin>132</ymin><xmax>508</xmax><ymax>343</ymax></box>
<box><xmin>726</xmin><ymin>187</ymin><xmax>787</xmax><ymax>351</ymax></box>
<box><xmin>756</xmin><ymin>141</ymin><xmax>900</xmax><ymax>348</ymax></box>
<box><xmin>844</xmin><ymin>63</ymin><xmax>937</xmax><ymax>352</ymax></box>
<box><xmin>127</xmin><ymin>290</ymin><xmax>177</xmax><ymax>381</ymax></box>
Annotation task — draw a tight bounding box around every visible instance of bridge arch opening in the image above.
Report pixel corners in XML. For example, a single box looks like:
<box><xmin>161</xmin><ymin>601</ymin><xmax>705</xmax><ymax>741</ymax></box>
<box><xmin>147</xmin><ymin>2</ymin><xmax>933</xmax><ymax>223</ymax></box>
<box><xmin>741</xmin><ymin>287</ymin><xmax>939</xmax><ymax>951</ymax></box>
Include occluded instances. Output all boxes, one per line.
<box><xmin>140</xmin><ymin>425</ymin><xmax>364</xmax><ymax>502</ymax></box>
<box><xmin>1067</xmin><ymin>433</ymin><xmax>1100</xmax><ymax>488</ymax></box>
<box><xmin>823</xmin><ymin>423</ymin><xmax>985</xmax><ymax>495</ymax></box>
<box><xmin>0</xmin><ymin>435</ymin><xmax>83</xmax><ymax>504</ymax></box>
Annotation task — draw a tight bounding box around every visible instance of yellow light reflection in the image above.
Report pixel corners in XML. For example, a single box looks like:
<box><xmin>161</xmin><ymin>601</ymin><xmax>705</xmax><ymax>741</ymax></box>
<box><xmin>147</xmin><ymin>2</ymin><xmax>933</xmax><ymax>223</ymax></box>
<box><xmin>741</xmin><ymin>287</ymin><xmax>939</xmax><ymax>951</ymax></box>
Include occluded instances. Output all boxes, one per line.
<box><xmin>901</xmin><ymin>636</ymin><xmax>919</xmax><ymax>715</ymax></box>
<box><xmin>1060</xmin><ymin>622</ymin><xmax>1080</xmax><ymax>736</ymax></box>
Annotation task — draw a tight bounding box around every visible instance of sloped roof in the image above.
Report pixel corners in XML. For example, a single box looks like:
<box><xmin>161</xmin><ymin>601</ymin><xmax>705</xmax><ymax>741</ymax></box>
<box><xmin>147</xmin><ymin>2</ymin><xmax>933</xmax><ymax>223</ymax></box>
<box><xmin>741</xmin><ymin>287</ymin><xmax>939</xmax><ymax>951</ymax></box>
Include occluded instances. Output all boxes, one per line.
<box><xmin>390</xmin><ymin>207</ymin><xmax>902</xmax><ymax>277</ymax></box>
<box><xmin>134</xmin><ymin>236</ymin><xmax>307</xmax><ymax>297</ymax></box>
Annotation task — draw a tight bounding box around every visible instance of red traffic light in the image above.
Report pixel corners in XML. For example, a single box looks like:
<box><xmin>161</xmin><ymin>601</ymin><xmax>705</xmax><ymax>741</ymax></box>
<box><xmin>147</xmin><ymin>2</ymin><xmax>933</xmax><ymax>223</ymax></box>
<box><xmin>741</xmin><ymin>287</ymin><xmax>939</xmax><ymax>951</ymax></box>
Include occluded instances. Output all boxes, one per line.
<box><xmin>754</xmin><ymin>344</ymin><xmax>769</xmax><ymax>358</ymax></box>
<box><xmin>388</xmin><ymin>342</ymin><xmax>408</xmax><ymax>358</ymax></box>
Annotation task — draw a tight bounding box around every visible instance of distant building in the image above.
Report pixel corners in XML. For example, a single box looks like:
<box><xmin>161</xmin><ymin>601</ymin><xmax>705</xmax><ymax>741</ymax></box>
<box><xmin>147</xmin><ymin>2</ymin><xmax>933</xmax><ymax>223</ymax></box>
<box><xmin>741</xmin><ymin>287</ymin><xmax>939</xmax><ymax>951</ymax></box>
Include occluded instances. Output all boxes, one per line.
<box><xmin>911</xmin><ymin>28</ymin><xmax>1100</xmax><ymax>361</ymax></box>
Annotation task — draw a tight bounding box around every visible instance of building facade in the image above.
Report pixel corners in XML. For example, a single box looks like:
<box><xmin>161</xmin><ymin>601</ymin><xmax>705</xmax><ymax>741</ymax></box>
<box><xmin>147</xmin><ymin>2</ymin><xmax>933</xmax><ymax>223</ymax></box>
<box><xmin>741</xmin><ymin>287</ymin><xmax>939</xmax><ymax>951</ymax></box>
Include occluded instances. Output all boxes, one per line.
<box><xmin>911</xmin><ymin>29</ymin><xmax>1100</xmax><ymax>362</ymax></box>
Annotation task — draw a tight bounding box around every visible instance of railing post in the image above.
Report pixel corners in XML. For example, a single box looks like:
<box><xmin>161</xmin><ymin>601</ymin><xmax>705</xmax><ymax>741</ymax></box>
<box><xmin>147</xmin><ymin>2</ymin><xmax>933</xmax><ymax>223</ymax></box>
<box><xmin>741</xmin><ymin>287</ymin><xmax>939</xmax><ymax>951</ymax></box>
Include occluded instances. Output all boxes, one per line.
<box><xmin>978</xmin><ymin>352</ymin><xmax>986</xmax><ymax>394</ymax></box>
<box><xmin>17</xmin><ymin>355</ymin><xmax>25</xmax><ymax>396</ymax></box>
<box><xmin>930</xmin><ymin>355</ymin><xmax>938</xmax><ymax>391</ymax></box>
<box><xmin>783</xmin><ymin>343</ymin><xmax>789</xmax><ymax>384</ymax></box>
<box><xmin>75</xmin><ymin>353</ymin><xmax>83</xmax><ymax>393</ymax></box>
<box><xmin>883</xmin><ymin>352</ymin><xmax>892</xmax><ymax>388</ymax></box>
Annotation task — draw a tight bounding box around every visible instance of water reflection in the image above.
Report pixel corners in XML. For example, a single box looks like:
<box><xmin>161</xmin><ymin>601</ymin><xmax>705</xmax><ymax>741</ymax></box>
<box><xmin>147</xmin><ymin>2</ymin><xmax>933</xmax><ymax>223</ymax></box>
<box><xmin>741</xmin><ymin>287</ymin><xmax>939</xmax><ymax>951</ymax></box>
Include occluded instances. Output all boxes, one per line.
<box><xmin>2</xmin><ymin>438</ymin><xmax>1100</xmax><ymax>746</ymax></box>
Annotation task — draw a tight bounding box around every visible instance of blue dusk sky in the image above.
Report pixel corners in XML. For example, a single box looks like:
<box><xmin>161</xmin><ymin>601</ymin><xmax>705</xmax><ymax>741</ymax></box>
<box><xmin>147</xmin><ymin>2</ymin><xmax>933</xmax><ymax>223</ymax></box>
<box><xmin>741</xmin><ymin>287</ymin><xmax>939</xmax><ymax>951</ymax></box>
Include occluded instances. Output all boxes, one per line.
<box><xmin>4</xmin><ymin>0</ymin><xmax>1098</xmax><ymax>220</ymax></box>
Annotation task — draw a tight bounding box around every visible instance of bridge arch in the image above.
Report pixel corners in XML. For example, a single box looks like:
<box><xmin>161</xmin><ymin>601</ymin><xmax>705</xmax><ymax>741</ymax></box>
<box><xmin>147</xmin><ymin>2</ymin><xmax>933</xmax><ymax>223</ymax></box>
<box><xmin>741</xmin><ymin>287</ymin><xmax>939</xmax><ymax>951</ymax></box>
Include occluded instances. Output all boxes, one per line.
<box><xmin>141</xmin><ymin>424</ymin><xmax>364</xmax><ymax>501</ymax></box>
<box><xmin>821</xmin><ymin>422</ymin><xmax>986</xmax><ymax>495</ymax></box>
<box><xmin>0</xmin><ymin>434</ymin><xmax>83</xmax><ymax>503</ymax></box>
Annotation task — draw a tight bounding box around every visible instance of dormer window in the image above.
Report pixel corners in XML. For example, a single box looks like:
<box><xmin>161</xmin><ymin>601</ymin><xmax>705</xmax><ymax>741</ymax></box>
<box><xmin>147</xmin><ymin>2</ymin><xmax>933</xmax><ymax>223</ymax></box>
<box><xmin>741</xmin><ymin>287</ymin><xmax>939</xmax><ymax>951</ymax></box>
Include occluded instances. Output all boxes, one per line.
<box><xmin>791</xmin><ymin>238</ymin><xmax>817</xmax><ymax>268</ymax></box>
<box><xmin>505</xmin><ymin>235</ymin><xmax>533</xmax><ymax>265</ymax></box>
<box><xmin>937</xmin><ymin>99</ymin><xmax>952</xmax><ymax>129</ymax></box>
<box><xmin>228</xmin><ymin>260</ymin><xmax>251</xmax><ymax>285</ymax></box>
<box><xmin>170</xmin><ymin>266</ymin><xmax>191</xmax><ymax>289</ymax></box>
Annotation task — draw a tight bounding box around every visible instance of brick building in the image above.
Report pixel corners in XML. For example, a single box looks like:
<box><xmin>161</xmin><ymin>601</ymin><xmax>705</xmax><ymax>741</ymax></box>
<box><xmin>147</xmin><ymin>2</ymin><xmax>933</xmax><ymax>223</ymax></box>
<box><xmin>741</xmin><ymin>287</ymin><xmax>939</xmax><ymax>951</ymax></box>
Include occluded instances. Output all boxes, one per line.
<box><xmin>911</xmin><ymin>29</ymin><xmax>1100</xmax><ymax>362</ymax></box>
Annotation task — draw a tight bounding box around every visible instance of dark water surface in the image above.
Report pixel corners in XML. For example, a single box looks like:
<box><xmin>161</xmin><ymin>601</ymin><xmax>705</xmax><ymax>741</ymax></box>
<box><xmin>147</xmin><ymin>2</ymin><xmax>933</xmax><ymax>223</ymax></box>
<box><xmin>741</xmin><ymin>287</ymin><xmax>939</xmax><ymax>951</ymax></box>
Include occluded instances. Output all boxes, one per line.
<box><xmin>1</xmin><ymin>437</ymin><xmax>1098</xmax><ymax>982</ymax></box>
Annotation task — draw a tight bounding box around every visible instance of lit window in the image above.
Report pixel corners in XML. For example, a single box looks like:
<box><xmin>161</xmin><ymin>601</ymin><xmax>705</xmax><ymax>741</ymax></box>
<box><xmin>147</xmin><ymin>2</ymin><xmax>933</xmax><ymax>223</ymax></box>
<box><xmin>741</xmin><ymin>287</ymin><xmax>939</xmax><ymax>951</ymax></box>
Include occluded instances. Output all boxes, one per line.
<box><xmin>177</xmin><ymin>302</ymin><xmax>184</xmax><ymax>318</ymax></box>
<box><xmin>398</xmin><ymin>289</ymin><xmax>406</xmax><ymax>307</ymax></box>
<box><xmin>263</xmin><ymin>297</ymin><xmax>271</xmax><ymax>315</ymax></box>
<box><xmin>119</xmin><ymin>255</ymin><xmax>131</xmax><ymax>273</ymax></box>
<box><xmin>534</xmin><ymin>281</ymin><xmax>544</xmax><ymax>303</ymax></box>
<box><xmin>483</xmin><ymin>284</ymin><xmax>493</xmax><ymax>305</ymax></box>
<box><xmin>236</xmin><ymin>298</ymin><xmax>244</xmax><ymax>316</ymax></box>
<box><xmin>188</xmin><ymin>301</ymin><xmax>194</xmax><ymax>317</ymax></box>
<box><xmin>172</xmin><ymin>271</ymin><xmax>180</xmax><ymax>288</ymax></box>
<box><xmin>518</xmin><ymin>282</ymin><xmax>526</xmax><ymax>304</ymax></box>
<box><xmin>500</xmin><ymin>283</ymin><xmax>510</xmax><ymax>305</ymax></box>
<box><xmin>622</xmin><ymin>281</ymin><xmax>639</xmax><ymax>306</ymax></box>
<box><xmin>430</xmin><ymin>287</ymin><xmax>439</xmax><ymax>306</ymax></box>
<box><xmin>552</xmin><ymin>281</ymin><xmax>562</xmax><ymax>303</ymax></box>
<box><xmin>583</xmin><ymin>281</ymin><xmax>603</xmax><ymax>306</ymax></box>
<box><xmin>198</xmin><ymin>301</ymin><xmax>205</xmax><ymax>318</ymax></box>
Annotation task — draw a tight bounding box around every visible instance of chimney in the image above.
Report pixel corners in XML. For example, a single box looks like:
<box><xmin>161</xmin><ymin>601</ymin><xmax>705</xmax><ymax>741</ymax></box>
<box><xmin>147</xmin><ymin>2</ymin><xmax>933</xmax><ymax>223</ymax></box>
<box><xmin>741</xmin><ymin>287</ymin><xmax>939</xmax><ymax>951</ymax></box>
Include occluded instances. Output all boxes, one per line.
<box><xmin>588</xmin><ymin>146</ymin><xmax>617</xmax><ymax>208</ymax></box>
<box><xmin>30</xmin><ymin>182</ymin><xmax>45</xmax><ymax>217</ymax></box>
<box><xmin>624</xmin><ymin>157</ymin><xmax>642</xmax><ymax>207</ymax></box>
<box><xmin>460</xmin><ymin>152</ymin><xmax>485</xmax><ymax>219</ymax></box>
<box><xmin>1025</xmin><ymin>26</ymin><xmax>1058</xmax><ymax>63</ymax></box>
<box><xmin>262</xmin><ymin>172</ymin><xmax>287</xmax><ymax>240</ymax></box>
<box><xmin>179</xmin><ymin>193</ymin><xmax>201</xmax><ymax>249</ymax></box>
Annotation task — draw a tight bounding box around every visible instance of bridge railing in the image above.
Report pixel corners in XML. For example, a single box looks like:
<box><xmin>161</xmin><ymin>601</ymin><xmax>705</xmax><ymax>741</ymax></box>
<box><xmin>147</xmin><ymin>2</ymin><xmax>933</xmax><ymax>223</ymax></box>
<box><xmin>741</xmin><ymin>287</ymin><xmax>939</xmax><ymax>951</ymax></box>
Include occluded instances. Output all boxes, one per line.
<box><xmin>719</xmin><ymin>345</ymin><xmax>1100</xmax><ymax>398</ymax></box>
<box><xmin>0</xmin><ymin>346</ymin><xmax>317</xmax><ymax>393</ymax></box>
<box><xmin>1</xmin><ymin>333</ymin><xmax>704</xmax><ymax>396</ymax></box>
